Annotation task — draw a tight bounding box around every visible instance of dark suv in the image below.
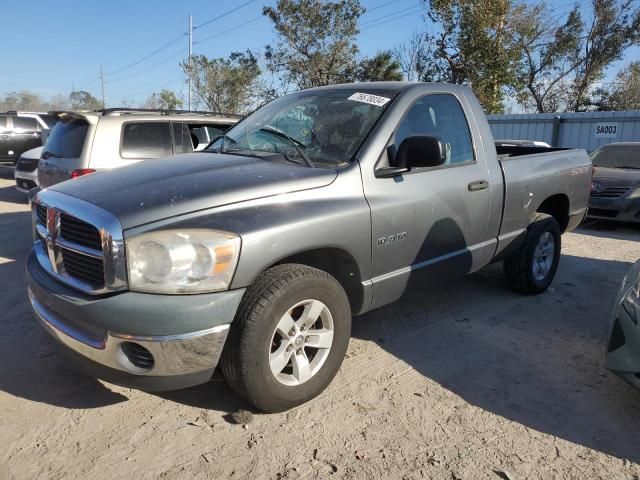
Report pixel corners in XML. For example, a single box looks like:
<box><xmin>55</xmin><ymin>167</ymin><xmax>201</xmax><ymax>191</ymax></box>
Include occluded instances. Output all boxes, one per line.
<box><xmin>0</xmin><ymin>112</ymin><xmax>57</xmax><ymax>166</ymax></box>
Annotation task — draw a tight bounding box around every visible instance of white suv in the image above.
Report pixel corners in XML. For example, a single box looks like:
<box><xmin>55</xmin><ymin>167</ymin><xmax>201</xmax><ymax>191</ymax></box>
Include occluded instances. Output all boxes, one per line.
<box><xmin>37</xmin><ymin>109</ymin><xmax>240</xmax><ymax>188</ymax></box>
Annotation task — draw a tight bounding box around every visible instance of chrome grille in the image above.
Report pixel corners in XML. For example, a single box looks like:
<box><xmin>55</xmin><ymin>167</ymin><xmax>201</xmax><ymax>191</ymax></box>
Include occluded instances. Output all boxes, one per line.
<box><xmin>61</xmin><ymin>247</ymin><xmax>105</xmax><ymax>285</ymax></box>
<box><xmin>31</xmin><ymin>190</ymin><xmax>127</xmax><ymax>295</ymax></box>
<box><xmin>60</xmin><ymin>212</ymin><xmax>102</xmax><ymax>250</ymax></box>
<box><xmin>590</xmin><ymin>187</ymin><xmax>630</xmax><ymax>198</ymax></box>
<box><xmin>36</xmin><ymin>203</ymin><xmax>47</xmax><ymax>224</ymax></box>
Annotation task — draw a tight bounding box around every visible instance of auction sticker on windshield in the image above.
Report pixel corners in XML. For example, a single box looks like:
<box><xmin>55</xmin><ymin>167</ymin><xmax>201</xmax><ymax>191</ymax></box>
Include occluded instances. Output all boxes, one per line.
<box><xmin>348</xmin><ymin>92</ymin><xmax>391</xmax><ymax>106</ymax></box>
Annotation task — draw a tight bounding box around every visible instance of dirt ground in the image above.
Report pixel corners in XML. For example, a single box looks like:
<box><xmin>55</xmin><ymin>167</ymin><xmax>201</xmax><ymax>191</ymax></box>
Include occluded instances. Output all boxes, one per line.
<box><xmin>0</xmin><ymin>172</ymin><xmax>639</xmax><ymax>480</ymax></box>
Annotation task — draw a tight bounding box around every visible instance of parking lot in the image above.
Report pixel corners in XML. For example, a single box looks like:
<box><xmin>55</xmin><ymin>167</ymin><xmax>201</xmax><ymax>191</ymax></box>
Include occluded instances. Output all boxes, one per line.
<box><xmin>0</xmin><ymin>172</ymin><xmax>639</xmax><ymax>479</ymax></box>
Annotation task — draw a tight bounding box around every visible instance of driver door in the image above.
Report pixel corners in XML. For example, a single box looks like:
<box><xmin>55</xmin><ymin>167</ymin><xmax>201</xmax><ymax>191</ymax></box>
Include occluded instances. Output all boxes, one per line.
<box><xmin>363</xmin><ymin>93</ymin><xmax>495</xmax><ymax>308</ymax></box>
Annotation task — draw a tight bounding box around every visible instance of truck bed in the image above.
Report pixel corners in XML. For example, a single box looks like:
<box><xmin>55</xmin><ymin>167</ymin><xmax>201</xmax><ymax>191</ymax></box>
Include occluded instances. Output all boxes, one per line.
<box><xmin>496</xmin><ymin>145</ymin><xmax>572</xmax><ymax>160</ymax></box>
<box><xmin>495</xmin><ymin>147</ymin><xmax>591</xmax><ymax>257</ymax></box>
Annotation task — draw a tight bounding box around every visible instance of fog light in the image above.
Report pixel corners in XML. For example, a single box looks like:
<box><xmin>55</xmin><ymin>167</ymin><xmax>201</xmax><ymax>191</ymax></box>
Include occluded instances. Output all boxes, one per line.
<box><xmin>117</xmin><ymin>342</ymin><xmax>155</xmax><ymax>373</ymax></box>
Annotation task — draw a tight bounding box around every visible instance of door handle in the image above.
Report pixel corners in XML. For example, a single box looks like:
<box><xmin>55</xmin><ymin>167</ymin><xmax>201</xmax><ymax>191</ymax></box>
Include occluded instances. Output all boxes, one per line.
<box><xmin>468</xmin><ymin>180</ymin><xmax>489</xmax><ymax>191</ymax></box>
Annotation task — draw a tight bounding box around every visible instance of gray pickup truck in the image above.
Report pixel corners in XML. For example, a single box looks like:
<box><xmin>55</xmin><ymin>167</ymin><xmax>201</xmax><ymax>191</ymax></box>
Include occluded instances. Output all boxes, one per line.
<box><xmin>26</xmin><ymin>82</ymin><xmax>591</xmax><ymax>412</ymax></box>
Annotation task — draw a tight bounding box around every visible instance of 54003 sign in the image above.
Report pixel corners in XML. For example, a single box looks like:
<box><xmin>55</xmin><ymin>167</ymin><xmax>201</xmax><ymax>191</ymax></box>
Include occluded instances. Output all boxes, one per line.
<box><xmin>594</xmin><ymin>123</ymin><xmax>618</xmax><ymax>138</ymax></box>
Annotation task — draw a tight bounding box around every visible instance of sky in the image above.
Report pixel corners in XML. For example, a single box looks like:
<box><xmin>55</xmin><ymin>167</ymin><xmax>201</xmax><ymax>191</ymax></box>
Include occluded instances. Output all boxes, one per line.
<box><xmin>1</xmin><ymin>0</ymin><xmax>637</xmax><ymax>107</ymax></box>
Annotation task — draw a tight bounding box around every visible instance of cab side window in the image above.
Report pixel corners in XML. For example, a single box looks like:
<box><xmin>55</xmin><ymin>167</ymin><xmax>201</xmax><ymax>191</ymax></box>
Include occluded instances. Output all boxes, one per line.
<box><xmin>121</xmin><ymin>122</ymin><xmax>172</xmax><ymax>159</ymax></box>
<box><xmin>395</xmin><ymin>94</ymin><xmax>474</xmax><ymax>166</ymax></box>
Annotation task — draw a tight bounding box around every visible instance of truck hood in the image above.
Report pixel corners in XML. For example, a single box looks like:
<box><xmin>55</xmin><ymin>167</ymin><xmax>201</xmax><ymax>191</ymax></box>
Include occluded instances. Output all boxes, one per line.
<box><xmin>593</xmin><ymin>167</ymin><xmax>640</xmax><ymax>189</ymax></box>
<box><xmin>50</xmin><ymin>152</ymin><xmax>338</xmax><ymax>229</ymax></box>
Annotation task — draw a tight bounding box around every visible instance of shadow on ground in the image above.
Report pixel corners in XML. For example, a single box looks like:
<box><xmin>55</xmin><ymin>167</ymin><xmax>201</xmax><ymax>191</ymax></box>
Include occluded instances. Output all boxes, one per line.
<box><xmin>578</xmin><ymin>219</ymin><xmax>640</xmax><ymax>240</ymax></box>
<box><xmin>154</xmin><ymin>376</ymin><xmax>252</xmax><ymax>416</ymax></box>
<box><xmin>0</xmin><ymin>185</ymin><xmax>28</xmax><ymax>205</ymax></box>
<box><xmin>350</xmin><ymin>253</ymin><xmax>640</xmax><ymax>463</ymax></box>
<box><xmin>0</xmin><ymin>205</ymin><xmax>128</xmax><ymax>408</ymax></box>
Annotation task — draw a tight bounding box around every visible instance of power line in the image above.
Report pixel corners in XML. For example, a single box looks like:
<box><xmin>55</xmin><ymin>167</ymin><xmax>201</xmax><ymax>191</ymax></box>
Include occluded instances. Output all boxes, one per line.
<box><xmin>194</xmin><ymin>0</ymin><xmax>258</xmax><ymax>30</ymax></box>
<box><xmin>107</xmin><ymin>33</ymin><xmax>186</xmax><ymax>76</ymax></box>
<box><xmin>364</xmin><ymin>0</ymin><xmax>409</xmax><ymax>14</ymax></box>
<box><xmin>115</xmin><ymin>71</ymin><xmax>183</xmax><ymax>99</ymax></box>
<box><xmin>361</xmin><ymin>5</ymin><xmax>422</xmax><ymax>28</ymax></box>
<box><xmin>195</xmin><ymin>15</ymin><xmax>263</xmax><ymax>45</ymax></box>
<box><xmin>108</xmin><ymin>48</ymin><xmax>187</xmax><ymax>83</ymax></box>
<box><xmin>77</xmin><ymin>77</ymin><xmax>100</xmax><ymax>91</ymax></box>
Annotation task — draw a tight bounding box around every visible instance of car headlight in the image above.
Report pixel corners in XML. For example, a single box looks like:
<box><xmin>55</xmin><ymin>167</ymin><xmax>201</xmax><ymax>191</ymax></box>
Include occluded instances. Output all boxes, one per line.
<box><xmin>127</xmin><ymin>229</ymin><xmax>241</xmax><ymax>294</ymax></box>
<box><xmin>628</xmin><ymin>187</ymin><xmax>640</xmax><ymax>199</ymax></box>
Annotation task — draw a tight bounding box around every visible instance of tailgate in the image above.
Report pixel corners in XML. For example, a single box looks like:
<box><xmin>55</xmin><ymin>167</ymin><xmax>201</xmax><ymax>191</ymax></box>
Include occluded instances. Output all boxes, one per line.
<box><xmin>38</xmin><ymin>116</ymin><xmax>91</xmax><ymax>188</ymax></box>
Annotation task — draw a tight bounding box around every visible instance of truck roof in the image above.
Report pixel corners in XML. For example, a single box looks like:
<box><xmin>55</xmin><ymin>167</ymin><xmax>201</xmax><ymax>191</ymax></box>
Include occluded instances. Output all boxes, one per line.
<box><xmin>298</xmin><ymin>81</ymin><xmax>471</xmax><ymax>94</ymax></box>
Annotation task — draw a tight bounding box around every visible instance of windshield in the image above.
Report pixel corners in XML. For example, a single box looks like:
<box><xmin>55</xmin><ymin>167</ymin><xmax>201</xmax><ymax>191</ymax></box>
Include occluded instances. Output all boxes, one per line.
<box><xmin>590</xmin><ymin>146</ymin><xmax>640</xmax><ymax>169</ymax></box>
<box><xmin>206</xmin><ymin>88</ymin><xmax>398</xmax><ymax>168</ymax></box>
<box><xmin>43</xmin><ymin>116</ymin><xmax>89</xmax><ymax>158</ymax></box>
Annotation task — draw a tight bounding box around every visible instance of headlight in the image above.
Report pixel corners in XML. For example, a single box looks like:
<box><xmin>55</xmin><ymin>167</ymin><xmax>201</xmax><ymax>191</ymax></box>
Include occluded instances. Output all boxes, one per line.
<box><xmin>628</xmin><ymin>187</ymin><xmax>640</xmax><ymax>199</ymax></box>
<box><xmin>127</xmin><ymin>229</ymin><xmax>241</xmax><ymax>294</ymax></box>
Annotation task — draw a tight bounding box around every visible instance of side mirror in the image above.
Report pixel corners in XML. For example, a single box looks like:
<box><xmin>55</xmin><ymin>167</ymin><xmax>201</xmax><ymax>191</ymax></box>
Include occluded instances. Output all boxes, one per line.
<box><xmin>396</xmin><ymin>135</ymin><xmax>446</xmax><ymax>169</ymax></box>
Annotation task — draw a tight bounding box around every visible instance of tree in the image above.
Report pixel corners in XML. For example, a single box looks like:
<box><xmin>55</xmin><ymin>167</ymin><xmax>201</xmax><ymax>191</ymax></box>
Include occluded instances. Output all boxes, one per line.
<box><xmin>182</xmin><ymin>51</ymin><xmax>260</xmax><ymax>114</ymax></box>
<box><xmin>142</xmin><ymin>89</ymin><xmax>183</xmax><ymax>110</ymax></box>
<box><xmin>592</xmin><ymin>61</ymin><xmax>640</xmax><ymax>110</ymax></box>
<box><xmin>69</xmin><ymin>90</ymin><xmax>102</xmax><ymax>110</ymax></box>
<box><xmin>263</xmin><ymin>0</ymin><xmax>364</xmax><ymax>89</ymax></box>
<box><xmin>118</xmin><ymin>97</ymin><xmax>135</xmax><ymax>108</ymax></box>
<box><xmin>417</xmin><ymin>0</ymin><xmax>521</xmax><ymax>113</ymax></box>
<box><xmin>510</xmin><ymin>2</ymin><xmax>583</xmax><ymax>113</ymax></box>
<box><xmin>0</xmin><ymin>90</ymin><xmax>71</xmax><ymax>111</ymax></box>
<box><xmin>48</xmin><ymin>94</ymin><xmax>70</xmax><ymax>110</ymax></box>
<box><xmin>393</xmin><ymin>32</ymin><xmax>442</xmax><ymax>81</ymax></box>
<box><xmin>512</xmin><ymin>0</ymin><xmax>640</xmax><ymax>112</ymax></box>
<box><xmin>0</xmin><ymin>90</ymin><xmax>44</xmax><ymax>111</ymax></box>
<box><xmin>570</xmin><ymin>0</ymin><xmax>640</xmax><ymax>111</ymax></box>
<box><xmin>356</xmin><ymin>51</ymin><xmax>403</xmax><ymax>82</ymax></box>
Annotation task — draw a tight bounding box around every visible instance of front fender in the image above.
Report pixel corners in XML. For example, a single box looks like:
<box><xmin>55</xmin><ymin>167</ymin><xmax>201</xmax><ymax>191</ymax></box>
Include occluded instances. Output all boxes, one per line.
<box><xmin>123</xmin><ymin>166</ymin><xmax>372</xmax><ymax>293</ymax></box>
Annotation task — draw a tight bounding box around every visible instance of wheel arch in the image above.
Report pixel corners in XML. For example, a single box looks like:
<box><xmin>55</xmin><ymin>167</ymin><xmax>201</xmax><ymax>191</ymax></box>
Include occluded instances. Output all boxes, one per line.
<box><xmin>266</xmin><ymin>248</ymin><xmax>365</xmax><ymax>314</ymax></box>
<box><xmin>536</xmin><ymin>193</ymin><xmax>570</xmax><ymax>232</ymax></box>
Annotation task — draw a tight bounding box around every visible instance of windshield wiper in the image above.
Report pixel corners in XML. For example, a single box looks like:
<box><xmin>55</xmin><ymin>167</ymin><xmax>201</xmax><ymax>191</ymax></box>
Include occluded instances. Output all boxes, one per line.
<box><xmin>42</xmin><ymin>151</ymin><xmax>63</xmax><ymax>159</ymax></box>
<box><xmin>617</xmin><ymin>166</ymin><xmax>640</xmax><ymax>170</ymax></box>
<box><xmin>259</xmin><ymin>126</ymin><xmax>314</xmax><ymax>168</ymax></box>
<box><xmin>277</xmin><ymin>152</ymin><xmax>311</xmax><ymax>168</ymax></box>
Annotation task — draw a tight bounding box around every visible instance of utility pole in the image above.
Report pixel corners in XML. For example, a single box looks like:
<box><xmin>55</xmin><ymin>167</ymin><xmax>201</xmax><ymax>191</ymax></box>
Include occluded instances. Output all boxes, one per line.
<box><xmin>188</xmin><ymin>14</ymin><xmax>193</xmax><ymax>112</ymax></box>
<box><xmin>100</xmin><ymin>66</ymin><xmax>106</xmax><ymax>108</ymax></box>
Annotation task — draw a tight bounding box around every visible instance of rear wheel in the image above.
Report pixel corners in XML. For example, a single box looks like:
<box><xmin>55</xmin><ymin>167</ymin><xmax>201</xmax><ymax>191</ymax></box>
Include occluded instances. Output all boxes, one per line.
<box><xmin>221</xmin><ymin>264</ymin><xmax>351</xmax><ymax>412</ymax></box>
<box><xmin>504</xmin><ymin>213</ymin><xmax>561</xmax><ymax>294</ymax></box>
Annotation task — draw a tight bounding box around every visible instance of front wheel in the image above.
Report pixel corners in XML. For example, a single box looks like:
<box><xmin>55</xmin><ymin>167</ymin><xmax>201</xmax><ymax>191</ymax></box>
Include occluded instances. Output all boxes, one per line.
<box><xmin>221</xmin><ymin>264</ymin><xmax>351</xmax><ymax>412</ymax></box>
<box><xmin>504</xmin><ymin>213</ymin><xmax>561</xmax><ymax>295</ymax></box>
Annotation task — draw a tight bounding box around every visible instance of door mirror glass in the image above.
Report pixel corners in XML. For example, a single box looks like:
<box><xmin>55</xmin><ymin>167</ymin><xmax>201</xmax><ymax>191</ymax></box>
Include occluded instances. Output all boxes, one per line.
<box><xmin>396</xmin><ymin>135</ymin><xmax>446</xmax><ymax>169</ymax></box>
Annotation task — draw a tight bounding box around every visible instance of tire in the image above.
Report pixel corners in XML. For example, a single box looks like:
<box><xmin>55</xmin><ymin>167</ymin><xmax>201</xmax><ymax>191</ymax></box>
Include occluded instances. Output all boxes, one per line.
<box><xmin>504</xmin><ymin>213</ymin><xmax>561</xmax><ymax>295</ymax></box>
<box><xmin>221</xmin><ymin>264</ymin><xmax>351</xmax><ymax>412</ymax></box>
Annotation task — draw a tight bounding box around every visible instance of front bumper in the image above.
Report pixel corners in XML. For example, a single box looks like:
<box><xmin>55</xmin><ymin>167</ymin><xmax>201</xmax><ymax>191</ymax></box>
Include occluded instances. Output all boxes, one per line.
<box><xmin>26</xmin><ymin>249</ymin><xmax>245</xmax><ymax>391</ymax></box>
<box><xmin>588</xmin><ymin>196</ymin><xmax>640</xmax><ymax>223</ymax></box>
<box><xmin>15</xmin><ymin>168</ymin><xmax>38</xmax><ymax>193</ymax></box>
<box><xmin>605</xmin><ymin>260</ymin><xmax>640</xmax><ymax>389</ymax></box>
